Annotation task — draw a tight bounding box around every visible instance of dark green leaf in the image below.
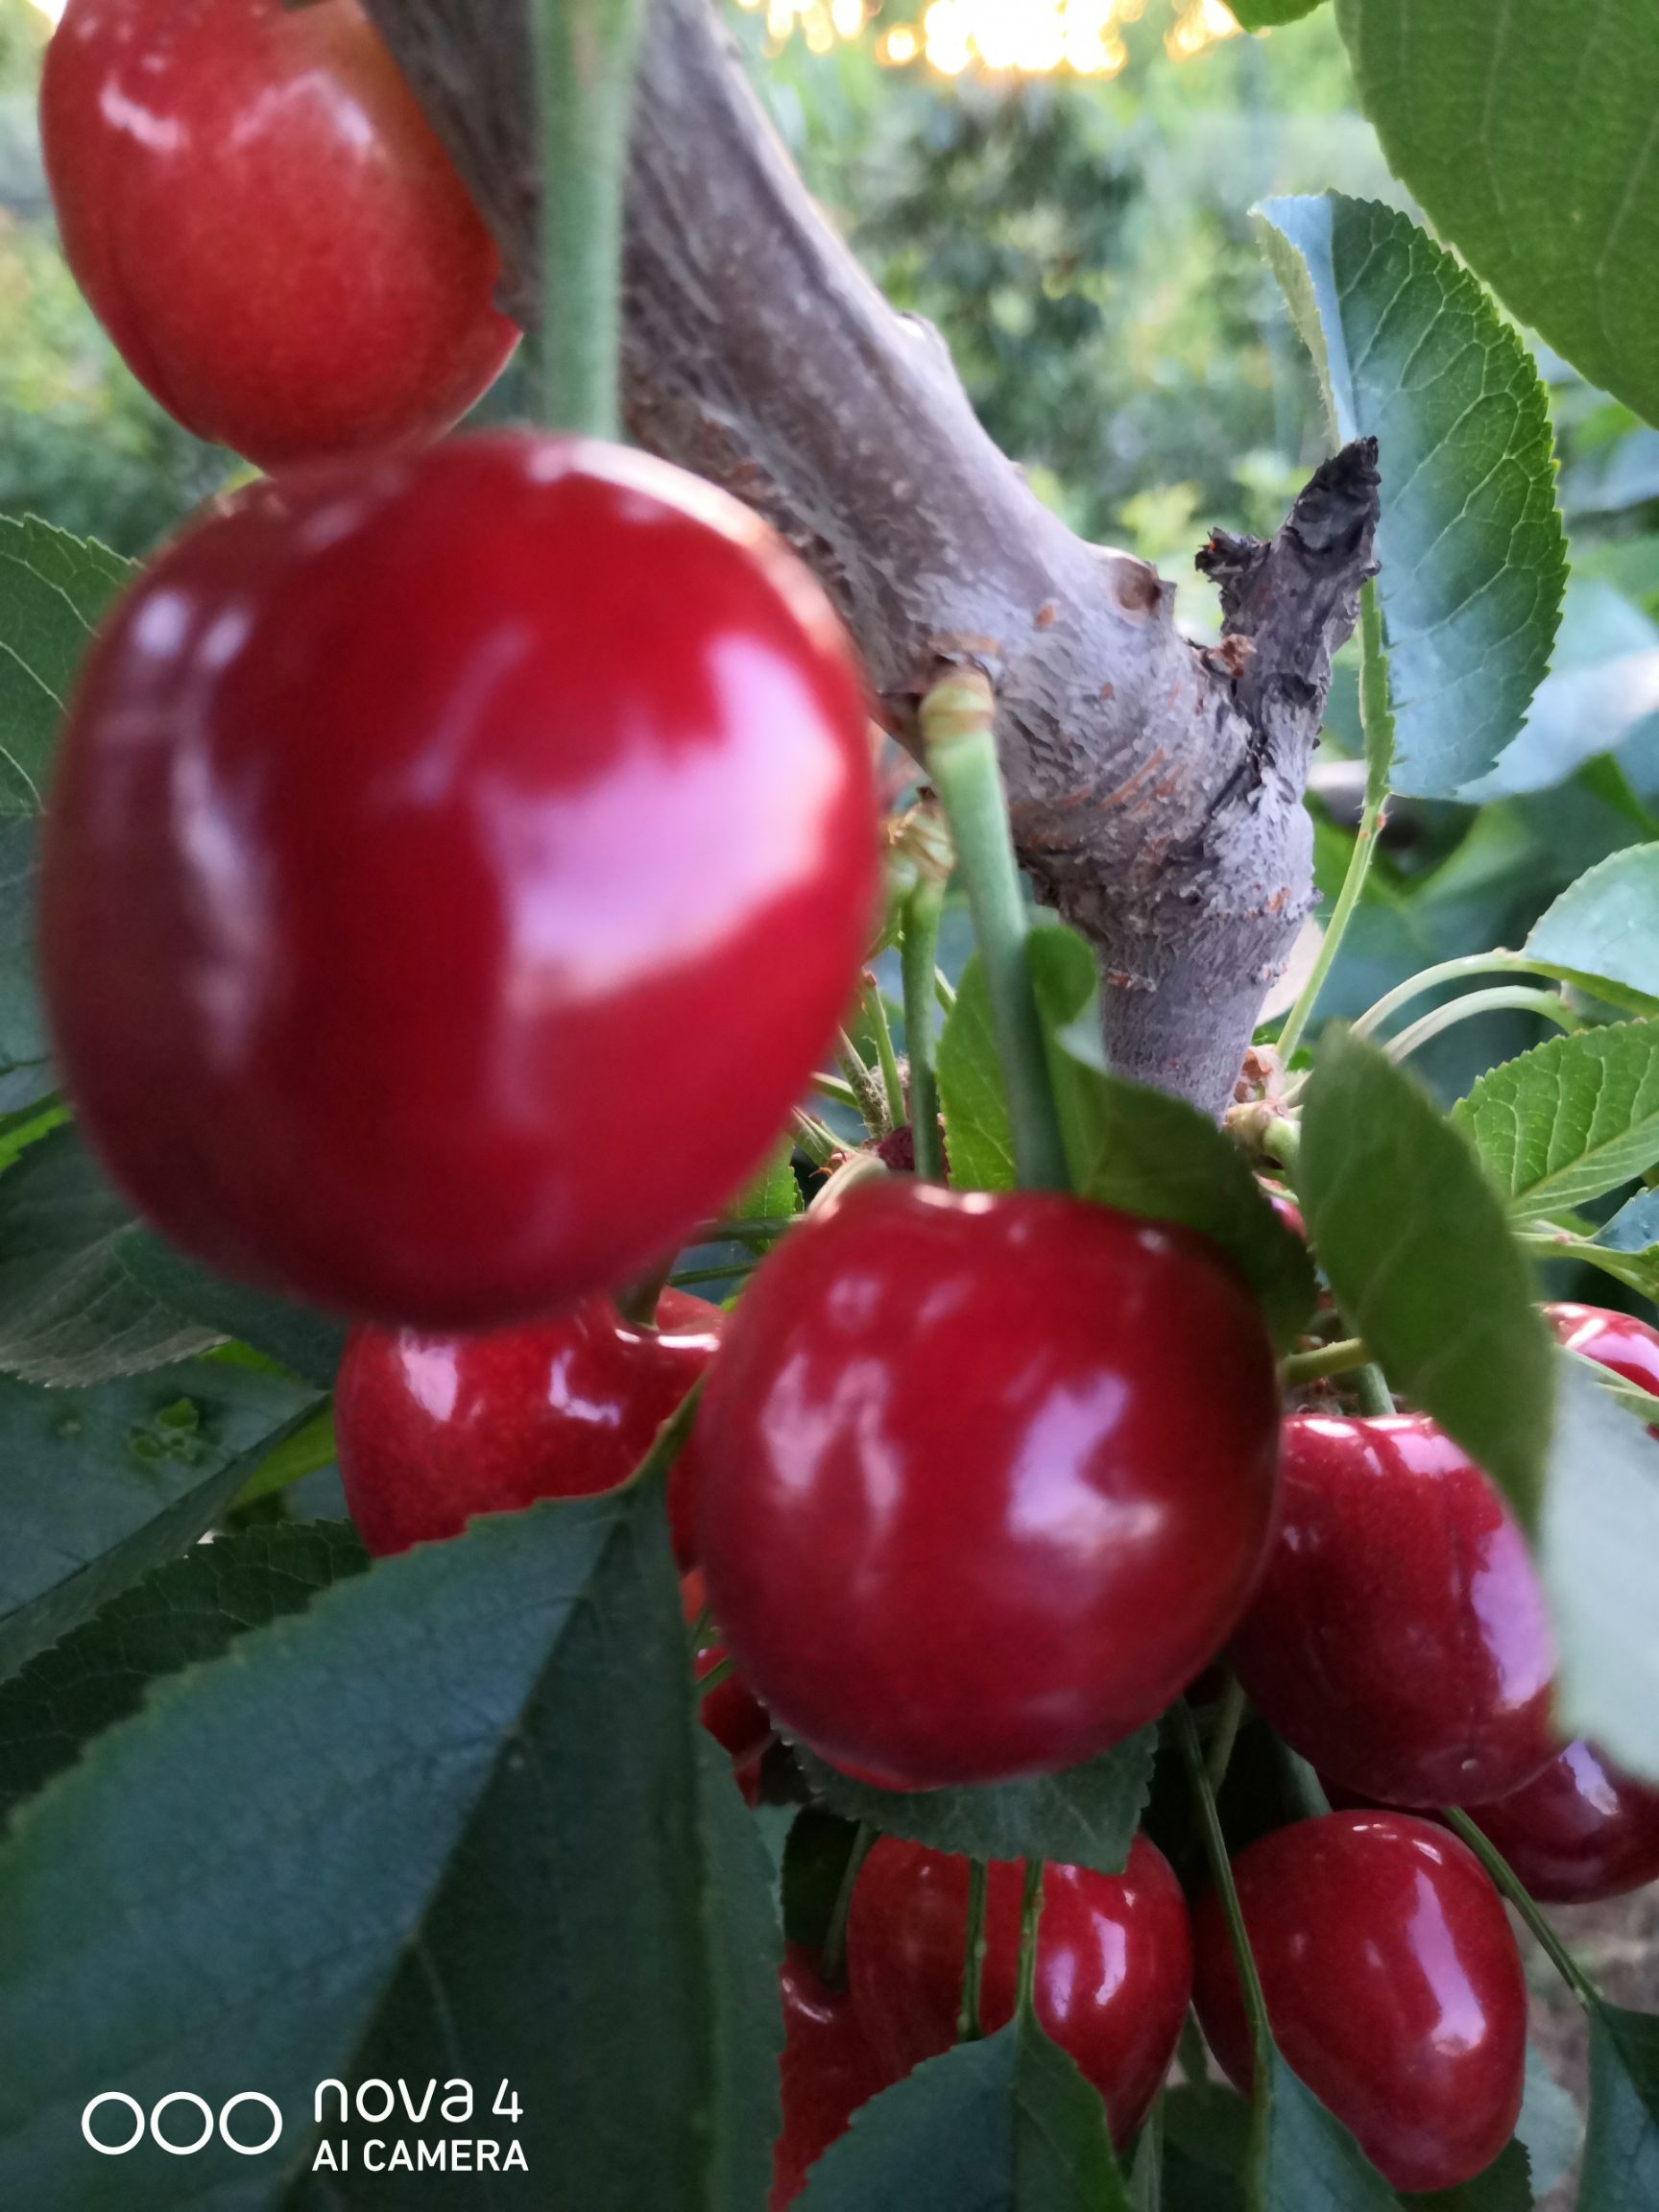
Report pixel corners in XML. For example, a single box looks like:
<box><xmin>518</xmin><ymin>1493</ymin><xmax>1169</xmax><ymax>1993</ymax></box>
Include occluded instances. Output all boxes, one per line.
<box><xmin>1410</xmin><ymin>2138</ymin><xmax>1532</xmax><ymax>2209</ymax></box>
<box><xmin>1336</xmin><ymin>0</ymin><xmax>1659</xmax><ymax>430</ymax></box>
<box><xmin>0</xmin><ymin>818</ymin><xmax>49</xmax><ymax>1116</ymax></box>
<box><xmin>797</xmin><ymin>2016</ymin><xmax>1130</xmax><ymax>2211</ymax></box>
<box><xmin>1300</xmin><ymin>1027</ymin><xmax>1555</xmax><ymax>1527</ymax></box>
<box><xmin>1026</xmin><ymin>927</ymin><xmax>1315</xmax><ymax>1353</ymax></box>
<box><xmin>782</xmin><ymin>1804</ymin><xmax>863</xmax><ymax>1953</ymax></box>
<box><xmin>1542</xmin><ymin>1357</ymin><xmax>1659</xmax><ymax>1784</ymax></box>
<box><xmin>797</xmin><ymin>1728</ymin><xmax>1154</xmax><ymax>1875</ymax></box>
<box><xmin>937</xmin><ymin>953</ymin><xmax>1016</xmax><ymax>1191</ymax></box>
<box><xmin>1596</xmin><ymin>1187</ymin><xmax>1659</xmax><ymax>1253</ymax></box>
<box><xmin>1254</xmin><ymin>2054</ymin><xmax>1398</xmax><ymax>2209</ymax></box>
<box><xmin>0</xmin><ymin>1358</ymin><xmax>323</xmax><ymax>1682</ymax></box>
<box><xmin>1579</xmin><ymin>2004</ymin><xmax>1659</xmax><ymax>2210</ymax></box>
<box><xmin>1526</xmin><ymin>846</ymin><xmax>1659</xmax><ymax>1013</ymax></box>
<box><xmin>0</xmin><ymin>1522</ymin><xmax>366</xmax><ymax>1827</ymax></box>
<box><xmin>1231</xmin><ymin>0</ymin><xmax>1325</xmax><ymax>26</ymax></box>
<box><xmin>1162</xmin><ymin>2082</ymin><xmax>1252</xmax><ymax>2179</ymax></box>
<box><xmin>0</xmin><ymin>1124</ymin><xmax>220</xmax><ymax>1384</ymax></box>
<box><xmin>1257</xmin><ymin>193</ymin><xmax>1565</xmax><ymax>798</ymax></box>
<box><xmin>1454</xmin><ymin>1022</ymin><xmax>1659</xmax><ymax>1220</ymax></box>
<box><xmin>0</xmin><ymin>1482</ymin><xmax>780</xmax><ymax>2209</ymax></box>
<box><xmin>0</xmin><ymin>517</ymin><xmax>132</xmax><ymax>817</ymax></box>
<box><xmin>114</xmin><ymin>1227</ymin><xmax>348</xmax><ymax>1390</ymax></box>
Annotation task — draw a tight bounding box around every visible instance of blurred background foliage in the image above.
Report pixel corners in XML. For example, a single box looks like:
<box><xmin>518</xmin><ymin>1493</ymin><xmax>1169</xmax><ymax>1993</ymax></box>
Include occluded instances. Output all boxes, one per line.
<box><xmin>3</xmin><ymin>0</ymin><xmax>1659</xmax><ymax>1110</ymax></box>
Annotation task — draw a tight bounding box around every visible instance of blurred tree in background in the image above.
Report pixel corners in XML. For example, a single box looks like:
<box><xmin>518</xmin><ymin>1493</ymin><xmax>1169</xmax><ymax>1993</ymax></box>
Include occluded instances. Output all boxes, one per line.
<box><xmin>4</xmin><ymin>0</ymin><xmax>1658</xmax><ymax>1114</ymax></box>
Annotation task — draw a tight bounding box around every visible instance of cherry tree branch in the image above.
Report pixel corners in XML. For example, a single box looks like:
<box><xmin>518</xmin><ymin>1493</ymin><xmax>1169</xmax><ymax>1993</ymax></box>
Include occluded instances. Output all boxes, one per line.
<box><xmin>363</xmin><ymin>0</ymin><xmax>1379</xmax><ymax>1113</ymax></box>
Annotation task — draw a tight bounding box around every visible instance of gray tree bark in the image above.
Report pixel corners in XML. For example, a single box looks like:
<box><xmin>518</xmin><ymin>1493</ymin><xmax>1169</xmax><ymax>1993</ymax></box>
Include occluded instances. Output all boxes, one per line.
<box><xmin>363</xmin><ymin>0</ymin><xmax>1379</xmax><ymax>1114</ymax></box>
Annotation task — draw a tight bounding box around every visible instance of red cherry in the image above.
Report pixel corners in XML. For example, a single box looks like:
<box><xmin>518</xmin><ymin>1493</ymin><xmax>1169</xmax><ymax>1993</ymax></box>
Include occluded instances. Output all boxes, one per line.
<box><xmin>336</xmin><ymin>1286</ymin><xmax>721</xmax><ymax>1559</ymax></box>
<box><xmin>771</xmin><ymin>1945</ymin><xmax>887</xmax><ymax>2208</ymax></box>
<box><xmin>1546</xmin><ymin>1301</ymin><xmax>1659</xmax><ymax>1425</ymax></box>
<box><xmin>1192</xmin><ymin>1813</ymin><xmax>1527</xmax><ymax>2194</ymax></box>
<box><xmin>1473</xmin><ymin>1741</ymin><xmax>1659</xmax><ymax>1904</ymax></box>
<box><xmin>847</xmin><ymin>1837</ymin><xmax>1191</xmax><ymax>2142</ymax></box>
<box><xmin>683</xmin><ymin>1571</ymin><xmax>775</xmax><ymax>1767</ymax></box>
<box><xmin>694</xmin><ymin>1177</ymin><xmax>1280</xmax><ymax>1789</ymax></box>
<box><xmin>40</xmin><ymin>436</ymin><xmax>878</xmax><ymax>1328</ymax></box>
<box><xmin>41</xmin><ymin>0</ymin><xmax>517</xmax><ymax>470</ymax></box>
<box><xmin>1228</xmin><ymin>1413</ymin><xmax>1556</xmax><ymax>1806</ymax></box>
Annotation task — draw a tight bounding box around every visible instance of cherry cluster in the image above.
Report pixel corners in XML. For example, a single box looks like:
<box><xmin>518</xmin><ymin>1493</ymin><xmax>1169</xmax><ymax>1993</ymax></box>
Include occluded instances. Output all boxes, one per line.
<box><xmin>33</xmin><ymin>3</ymin><xmax>1659</xmax><ymax>2202</ymax></box>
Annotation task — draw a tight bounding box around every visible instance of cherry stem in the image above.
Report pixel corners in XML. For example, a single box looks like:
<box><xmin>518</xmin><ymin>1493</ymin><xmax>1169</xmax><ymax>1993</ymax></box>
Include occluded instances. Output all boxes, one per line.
<box><xmin>1385</xmin><ymin>985</ymin><xmax>1575</xmax><ymax>1065</ymax></box>
<box><xmin>1175</xmin><ymin>1699</ymin><xmax>1273</xmax><ymax>2066</ymax></box>
<box><xmin>811</xmin><ymin>1070</ymin><xmax>866</xmax><ymax>1113</ymax></box>
<box><xmin>1353</xmin><ymin>1363</ymin><xmax>1396</xmax><ymax>1416</ymax></box>
<box><xmin>1443</xmin><ymin>1810</ymin><xmax>1604</xmax><ymax>2016</ymax></box>
<box><xmin>902</xmin><ymin>878</ymin><xmax>947</xmax><ymax>1180</ymax></box>
<box><xmin>1352</xmin><ymin>950</ymin><xmax>1569</xmax><ymax>1042</ymax></box>
<box><xmin>921</xmin><ymin>670</ymin><xmax>1069</xmax><ymax>1193</ymax></box>
<box><xmin>934</xmin><ymin>968</ymin><xmax>958</xmax><ymax>1014</ymax></box>
<box><xmin>819</xmin><ymin>1821</ymin><xmax>876</xmax><ymax>1989</ymax></box>
<box><xmin>1014</xmin><ymin>1858</ymin><xmax>1046</xmax><ymax>2023</ymax></box>
<box><xmin>791</xmin><ymin>1111</ymin><xmax>847</xmax><ymax>1169</ymax></box>
<box><xmin>614</xmin><ymin>1253</ymin><xmax>673</xmax><ymax>1330</ymax></box>
<box><xmin>956</xmin><ymin>1860</ymin><xmax>990</xmax><ymax>2043</ymax></box>
<box><xmin>864</xmin><ymin>978</ymin><xmax>908</xmax><ymax>1132</ymax></box>
<box><xmin>1205</xmin><ymin>1673</ymin><xmax>1249</xmax><ymax>1793</ymax></box>
<box><xmin>530</xmin><ymin>0</ymin><xmax>647</xmax><ymax>437</ymax></box>
<box><xmin>695</xmin><ymin>1653</ymin><xmax>733</xmax><ymax>1695</ymax></box>
<box><xmin>837</xmin><ymin>1027</ymin><xmax>891</xmax><ymax>1139</ymax></box>
<box><xmin>1280</xmin><ymin>1336</ymin><xmax>1370</xmax><ymax>1385</ymax></box>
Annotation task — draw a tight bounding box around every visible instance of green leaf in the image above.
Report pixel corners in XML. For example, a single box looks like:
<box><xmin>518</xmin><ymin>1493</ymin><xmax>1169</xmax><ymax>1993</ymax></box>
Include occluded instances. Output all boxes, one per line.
<box><xmin>0</xmin><ymin>1522</ymin><xmax>367</xmax><ymax>1829</ymax></box>
<box><xmin>0</xmin><ymin>1482</ymin><xmax>781</xmax><ymax>2208</ymax></box>
<box><xmin>1454</xmin><ymin>1022</ymin><xmax>1659</xmax><ymax>1221</ymax></box>
<box><xmin>1409</xmin><ymin>2138</ymin><xmax>1531</xmax><ymax>2209</ymax></box>
<box><xmin>1565</xmin><ymin>1347</ymin><xmax>1659</xmax><ymax>1431</ymax></box>
<box><xmin>1579</xmin><ymin>2005</ymin><xmax>1659</xmax><ymax>2210</ymax></box>
<box><xmin>1299</xmin><ymin>1026</ymin><xmax>1555</xmax><ymax>1528</ymax></box>
<box><xmin>797</xmin><ymin>1728</ymin><xmax>1154</xmax><ymax>1876</ymax></box>
<box><xmin>729</xmin><ymin>1136</ymin><xmax>804</xmax><ymax>1240</ymax></box>
<box><xmin>1253</xmin><ymin>2054</ymin><xmax>1399</xmax><ymax>2210</ymax></box>
<box><xmin>1596</xmin><ymin>1187</ymin><xmax>1659</xmax><ymax>1254</ymax></box>
<box><xmin>1526</xmin><ymin>846</ymin><xmax>1659</xmax><ymax>1013</ymax></box>
<box><xmin>0</xmin><ymin>818</ymin><xmax>49</xmax><ymax>1117</ymax></box>
<box><xmin>936</xmin><ymin>952</ymin><xmax>1016</xmax><ymax>1191</ymax></box>
<box><xmin>1542</xmin><ymin>1355</ymin><xmax>1659</xmax><ymax>1784</ymax></box>
<box><xmin>1464</xmin><ymin>580</ymin><xmax>1659</xmax><ymax>802</ymax></box>
<box><xmin>228</xmin><ymin>1402</ymin><xmax>338</xmax><ymax>1506</ymax></box>
<box><xmin>113</xmin><ymin>1227</ymin><xmax>348</xmax><ymax>1390</ymax></box>
<box><xmin>0</xmin><ymin>517</ymin><xmax>132</xmax><ymax>817</ymax></box>
<box><xmin>1256</xmin><ymin>193</ymin><xmax>1566</xmax><ymax>798</ymax></box>
<box><xmin>1026</xmin><ymin>927</ymin><xmax>1316</xmax><ymax>1353</ymax></box>
<box><xmin>1335</xmin><ymin>0</ymin><xmax>1659</xmax><ymax>431</ymax></box>
<box><xmin>0</xmin><ymin>1124</ymin><xmax>221</xmax><ymax>1384</ymax></box>
<box><xmin>0</xmin><ymin>1358</ymin><xmax>323</xmax><ymax>1682</ymax></box>
<box><xmin>797</xmin><ymin>2015</ymin><xmax>1131</xmax><ymax>2211</ymax></box>
<box><xmin>1517</xmin><ymin>2042</ymin><xmax>1581</xmax><ymax>2200</ymax></box>
<box><xmin>1230</xmin><ymin>0</ymin><xmax>1325</xmax><ymax>26</ymax></box>
<box><xmin>781</xmin><ymin>1805</ymin><xmax>863</xmax><ymax>1953</ymax></box>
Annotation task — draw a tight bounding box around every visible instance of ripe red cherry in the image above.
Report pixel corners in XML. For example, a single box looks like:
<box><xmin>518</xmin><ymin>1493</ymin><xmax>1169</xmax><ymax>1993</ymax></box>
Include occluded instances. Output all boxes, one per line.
<box><xmin>1228</xmin><ymin>1413</ymin><xmax>1556</xmax><ymax>1806</ymax></box>
<box><xmin>40</xmin><ymin>435</ymin><xmax>878</xmax><ymax>1328</ymax></box>
<box><xmin>40</xmin><ymin>0</ymin><xmax>517</xmax><ymax>470</ymax></box>
<box><xmin>772</xmin><ymin>1945</ymin><xmax>887</xmax><ymax>2209</ymax></box>
<box><xmin>1546</xmin><ymin>1301</ymin><xmax>1659</xmax><ymax>1418</ymax></box>
<box><xmin>1192</xmin><ymin>1813</ymin><xmax>1527</xmax><ymax>2193</ymax></box>
<box><xmin>1473</xmin><ymin>1741</ymin><xmax>1659</xmax><ymax>1904</ymax></box>
<box><xmin>694</xmin><ymin>1177</ymin><xmax>1280</xmax><ymax>1789</ymax></box>
<box><xmin>336</xmin><ymin>1286</ymin><xmax>721</xmax><ymax>1559</ymax></box>
<box><xmin>847</xmin><ymin>1837</ymin><xmax>1191</xmax><ymax>2141</ymax></box>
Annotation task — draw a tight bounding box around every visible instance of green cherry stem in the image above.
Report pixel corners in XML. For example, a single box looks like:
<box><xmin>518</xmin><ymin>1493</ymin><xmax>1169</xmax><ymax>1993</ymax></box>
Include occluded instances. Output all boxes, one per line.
<box><xmin>957</xmin><ymin>1859</ymin><xmax>990</xmax><ymax>2042</ymax></box>
<box><xmin>1205</xmin><ymin>1673</ymin><xmax>1249</xmax><ymax>1793</ymax></box>
<box><xmin>1353</xmin><ymin>1363</ymin><xmax>1396</xmax><ymax>1416</ymax></box>
<box><xmin>820</xmin><ymin>1821</ymin><xmax>876</xmax><ymax>1989</ymax></box>
<box><xmin>531</xmin><ymin>0</ymin><xmax>647</xmax><ymax>437</ymax></box>
<box><xmin>864</xmin><ymin>976</ymin><xmax>908</xmax><ymax>1132</ymax></box>
<box><xmin>1015</xmin><ymin>1857</ymin><xmax>1046</xmax><ymax>2022</ymax></box>
<box><xmin>1444</xmin><ymin>1811</ymin><xmax>1602</xmax><ymax>2014</ymax></box>
<box><xmin>1384</xmin><ymin>985</ymin><xmax>1575</xmax><ymax>1065</ymax></box>
<box><xmin>1281</xmin><ymin>1336</ymin><xmax>1371</xmax><ymax>1385</ymax></box>
<box><xmin>1351</xmin><ymin>951</ymin><xmax>1572</xmax><ymax>1042</ymax></box>
<box><xmin>837</xmin><ymin>1027</ymin><xmax>891</xmax><ymax>1138</ymax></box>
<box><xmin>695</xmin><ymin>1653</ymin><xmax>734</xmax><ymax>1696</ymax></box>
<box><xmin>921</xmin><ymin>669</ymin><xmax>1069</xmax><ymax>1193</ymax></box>
<box><xmin>1175</xmin><ymin>1699</ymin><xmax>1272</xmax><ymax>2065</ymax></box>
<box><xmin>902</xmin><ymin>877</ymin><xmax>947</xmax><ymax>1179</ymax></box>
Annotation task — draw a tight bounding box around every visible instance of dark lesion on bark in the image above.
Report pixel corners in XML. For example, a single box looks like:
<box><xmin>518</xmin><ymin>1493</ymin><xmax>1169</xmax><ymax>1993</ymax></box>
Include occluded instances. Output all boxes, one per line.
<box><xmin>364</xmin><ymin>0</ymin><xmax>1380</xmax><ymax>1116</ymax></box>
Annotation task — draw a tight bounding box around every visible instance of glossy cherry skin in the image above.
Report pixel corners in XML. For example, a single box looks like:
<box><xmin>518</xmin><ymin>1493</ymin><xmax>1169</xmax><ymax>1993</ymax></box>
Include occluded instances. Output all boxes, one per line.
<box><xmin>41</xmin><ymin>0</ymin><xmax>517</xmax><ymax>470</ymax></box>
<box><xmin>847</xmin><ymin>1837</ymin><xmax>1191</xmax><ymax>2141</ymax></box>
<box><xmin>1193</xmin><ymin>1814</ymin><xmax>1527</xmax><ymax>2193</ymax></box>
<box><xmin>336</xmin><ymin>1286</ymin><xmax>721</xmax><ymax>1559</ymax></box>
<box><xmin>40</xmin><ymin>436</ymin><xmax>878</xmax><ymax>1328</ymax></box>
<box><xmin>696</xmin><ymin>1178</ymin><xmax>1281</xmax><ymax>1789</ymax></box>
<box><xmin>772</xmin><ymin>1945</ymin><xmax>887</xmax><ymax>2209</ymax></box>
<box><xmin>1228</xmin><ymin>1413</ymin><xmax>1557</xmax><ymax>1807</ymax></box>
<box><xmin>1473</xmin><ymin>1741</ymin><xmax>1659</xmax><ymax>1903</ymax></box>
<box><xmin>1546</xmin><ymin>1301</ymin><xmax>1659</xmax><ymax>1421</ymax></box>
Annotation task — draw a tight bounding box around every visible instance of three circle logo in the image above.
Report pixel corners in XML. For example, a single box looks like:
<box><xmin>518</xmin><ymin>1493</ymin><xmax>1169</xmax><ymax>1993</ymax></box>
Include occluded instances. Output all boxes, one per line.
<box><xmin>82</xmin><ymin>2093</ymin><xmax>282</xmax><ymax>2157</ymax></box>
